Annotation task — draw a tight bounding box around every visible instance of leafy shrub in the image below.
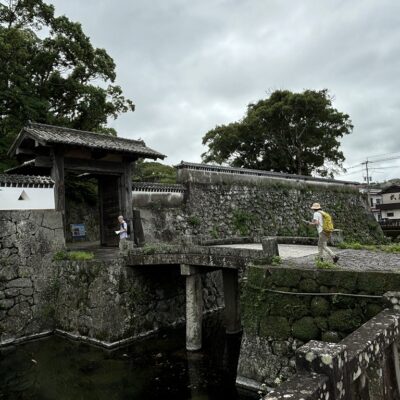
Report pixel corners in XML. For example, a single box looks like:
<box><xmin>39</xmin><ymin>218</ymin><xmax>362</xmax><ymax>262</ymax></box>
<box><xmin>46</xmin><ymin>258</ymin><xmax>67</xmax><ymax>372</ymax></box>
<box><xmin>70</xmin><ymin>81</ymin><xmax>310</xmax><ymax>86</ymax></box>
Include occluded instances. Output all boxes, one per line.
<box><xmin>187</xmin><ymin>215</ymin><xmax>201</xmax><ymax>227</ymax></box>
<box><xmin>232</xmin><ymin>209</ymin><xmax>258</xmax><ymax>236</ymax></box>
<box><xmin>271</xmin><ymin>255</ymin><xmax>282</xmax><ymax>265</ymax></box>
<box><xmin>315</xmin><ymin>259</ymin><xmax>336</xmax><ymax>269</ymax></box>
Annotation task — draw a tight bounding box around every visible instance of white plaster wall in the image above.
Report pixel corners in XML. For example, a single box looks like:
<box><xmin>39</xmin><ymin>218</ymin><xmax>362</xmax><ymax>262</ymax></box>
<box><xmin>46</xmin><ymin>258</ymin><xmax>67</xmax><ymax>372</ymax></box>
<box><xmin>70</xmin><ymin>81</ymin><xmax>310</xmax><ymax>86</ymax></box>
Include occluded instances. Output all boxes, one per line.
<box><xmin>0</xmin><ymin>187</ymin><xmax>55</xmax><ymax>210</ymax></box>
<box><xmin>381</xmin><ymin>209</ymin><xmax>400</xmax><ymax>219</ymax></box>
<box><xmin>382</xmin><ymin>192</ymin><xmax>400</xmax><ymax>204</ymax></box>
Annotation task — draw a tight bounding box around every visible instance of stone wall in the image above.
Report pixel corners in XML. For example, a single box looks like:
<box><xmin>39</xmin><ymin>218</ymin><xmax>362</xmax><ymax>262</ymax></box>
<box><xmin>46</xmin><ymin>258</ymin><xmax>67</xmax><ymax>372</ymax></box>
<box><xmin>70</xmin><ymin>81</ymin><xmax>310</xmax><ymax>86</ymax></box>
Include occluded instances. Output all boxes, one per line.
<box><xmin>0</xmin><ymin>210</ymin><xmax>65</xmax><ymax>343</ymax></box>
<box><xmin>135</xmin><ymin>168</ymin><xmax>384</xmax><ymax>244</ymax></box>
<box><xmin>53</xmin><ymin>259</ymin><xmax>223</xmax><ymax>344</ymax></box>
<box><xmin>237</xmin><ymin>264</ymin><xmax>400</xmax><ymax>390</ymax></box>
<box><xmin>0</xmin><ymin>210</ymin><xmax>225</xmax><ymax>346</ymax></box>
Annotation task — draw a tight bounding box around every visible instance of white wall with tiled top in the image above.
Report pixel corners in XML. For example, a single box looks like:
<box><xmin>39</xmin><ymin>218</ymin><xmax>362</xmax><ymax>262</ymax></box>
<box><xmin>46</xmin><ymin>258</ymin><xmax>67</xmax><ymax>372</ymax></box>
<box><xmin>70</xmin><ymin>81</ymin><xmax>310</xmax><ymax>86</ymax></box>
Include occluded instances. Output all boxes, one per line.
<box><xmin>381</xmin><ymin>209</ymin><xmax>400</xmax><ymax>219</ymax></box>
<box><xmin>0</xmin><ymin>186</ymin><xmax>54</xmax><ymax>210</ymax></box>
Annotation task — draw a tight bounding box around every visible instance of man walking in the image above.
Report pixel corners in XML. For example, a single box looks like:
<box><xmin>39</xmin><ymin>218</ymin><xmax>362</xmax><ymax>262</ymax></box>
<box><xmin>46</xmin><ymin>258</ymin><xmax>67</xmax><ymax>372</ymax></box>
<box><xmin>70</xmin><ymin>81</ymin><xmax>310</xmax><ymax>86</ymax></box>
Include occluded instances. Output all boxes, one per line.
<box><xmin>308</xmin><ymin>203</ymin><xmax>339</xmax><ymax>263</ymax></box>
<box><xmin>117</xmin><ymin>215</ymin><xmax>128</xmax><ymax>250</ymax></box>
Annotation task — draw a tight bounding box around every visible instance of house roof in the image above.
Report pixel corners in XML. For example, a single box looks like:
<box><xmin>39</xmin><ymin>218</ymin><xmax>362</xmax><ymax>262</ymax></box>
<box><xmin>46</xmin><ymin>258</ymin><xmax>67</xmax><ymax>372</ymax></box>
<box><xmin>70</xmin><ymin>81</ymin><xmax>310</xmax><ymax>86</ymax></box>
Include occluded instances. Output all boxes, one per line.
<box><xmin>0</xmin><ymin>174</ymin><xmax>54</xmax><ymax>188</ymax></box>
<box><xmin>8</xmin><ymin>122</ymin><xmax>165</xmax><ymax>160</ymax></box>
<box><xmin>380</xmin><ymin>185</ymin><xmax>400</xmax><ymax>195</ymax></box>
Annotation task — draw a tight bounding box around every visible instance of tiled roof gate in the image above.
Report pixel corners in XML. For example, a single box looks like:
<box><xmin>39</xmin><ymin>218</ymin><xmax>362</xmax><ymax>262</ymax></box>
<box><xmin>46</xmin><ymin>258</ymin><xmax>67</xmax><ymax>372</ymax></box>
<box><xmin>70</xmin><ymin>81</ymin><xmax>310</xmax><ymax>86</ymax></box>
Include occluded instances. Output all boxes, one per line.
<box><xmin>9</xmin><ymin>122</ymin><xmax>165</xmax><ymax>159</ymax></box>
<box><xmin>7</xmin><ymin>122</ymin><xmax>166</xmax><ymax>247</ymax></box>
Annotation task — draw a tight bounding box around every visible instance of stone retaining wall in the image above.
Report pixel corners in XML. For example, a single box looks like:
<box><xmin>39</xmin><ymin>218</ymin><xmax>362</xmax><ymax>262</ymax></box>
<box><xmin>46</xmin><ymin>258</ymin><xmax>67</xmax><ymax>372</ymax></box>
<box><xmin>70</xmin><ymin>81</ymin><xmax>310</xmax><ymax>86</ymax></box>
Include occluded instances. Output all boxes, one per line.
<box><xmin>135</xmin><ymin>165</ymin><xmax>384</xmax><ymax>245</ymax></box>
<box><xmin>0</xmin><ymin>211</ymin><xmax>225</xmax><ymax>345</ymax></box>
<box><xmin>53</xmin><ymin>259</ymin><xmax>223</xmax><ymax>344</ymax></box>
<box><xmin>0</xmin><ymin>210</ymin><xmax>65</xmax><ymax>343</ymax></box>
<box><xmin>237</xmin><ymin>264</ymin><xmax>400</xmax><ymax>390</ymax></box>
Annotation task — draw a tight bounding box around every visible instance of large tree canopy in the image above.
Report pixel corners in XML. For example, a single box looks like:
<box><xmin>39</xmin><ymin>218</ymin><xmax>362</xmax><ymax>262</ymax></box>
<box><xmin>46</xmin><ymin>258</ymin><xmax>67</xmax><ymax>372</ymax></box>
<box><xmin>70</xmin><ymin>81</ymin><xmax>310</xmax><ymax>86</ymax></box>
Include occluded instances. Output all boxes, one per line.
<box><xmin>202</xmin><ymin>89</ymin><xmax>353</xmax><ymax>177</ymax></box>
<box><xmin>0</xmin><ymin>0</ymin><xmax>134</xmax><ymax>171</ymax></box>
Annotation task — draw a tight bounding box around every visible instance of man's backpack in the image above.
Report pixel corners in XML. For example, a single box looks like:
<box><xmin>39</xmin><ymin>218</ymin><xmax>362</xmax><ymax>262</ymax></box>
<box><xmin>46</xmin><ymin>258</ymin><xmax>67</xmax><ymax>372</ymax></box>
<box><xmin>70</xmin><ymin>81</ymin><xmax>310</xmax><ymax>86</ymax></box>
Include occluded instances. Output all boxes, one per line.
<box><xmin>319</xmin><ymin>211</ymin><xmax>334</xmax><ymax>235</ymax></box>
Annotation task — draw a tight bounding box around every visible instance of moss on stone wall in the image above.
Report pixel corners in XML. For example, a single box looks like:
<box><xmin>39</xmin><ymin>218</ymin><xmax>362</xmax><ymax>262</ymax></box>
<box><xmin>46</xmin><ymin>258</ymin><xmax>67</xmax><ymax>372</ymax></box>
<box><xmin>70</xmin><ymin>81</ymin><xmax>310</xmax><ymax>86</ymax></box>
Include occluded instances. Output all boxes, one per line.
<box><xmin>292</xmin><ymin>317</ymin><xmax>320</xmax><ymax>341</ymax></box>
<box><xmin>241</xmin><ymin>265</ymin><xmax>390</xmax><ymax>347</ymax></box>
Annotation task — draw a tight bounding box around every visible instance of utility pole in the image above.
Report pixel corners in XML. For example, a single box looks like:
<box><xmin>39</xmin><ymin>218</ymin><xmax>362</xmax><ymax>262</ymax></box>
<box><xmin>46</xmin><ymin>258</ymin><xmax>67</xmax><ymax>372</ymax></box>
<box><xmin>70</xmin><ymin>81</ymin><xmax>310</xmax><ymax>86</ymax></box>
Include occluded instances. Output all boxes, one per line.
<box><xmin>361</xmin><ymin>160</ymin><xmax>370</xmax><ymax>189</ymax></box>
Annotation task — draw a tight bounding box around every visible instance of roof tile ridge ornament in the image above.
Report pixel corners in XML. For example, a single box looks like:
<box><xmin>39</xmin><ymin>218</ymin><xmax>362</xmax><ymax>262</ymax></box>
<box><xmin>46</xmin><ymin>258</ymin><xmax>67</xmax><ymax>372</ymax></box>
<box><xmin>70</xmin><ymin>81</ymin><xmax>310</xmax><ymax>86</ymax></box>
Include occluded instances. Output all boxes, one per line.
<box><xmin>0</xmin><ymin>173</ymin><xmax>55</xmax><ymax>188</ymax></box>
<box><xmin>174</xmin><ymin>161</ymin><xmax>359</xmax><ymax>186</ymax></box>
<box><xmin>26</xmin><ymin>121</ymin><xmax>147</xmax><ymax>146</ymax></box>
<box><xmin>132</xmin><ymin>182</ymin><xmax>186</xmax><ymax>193</ymax></box>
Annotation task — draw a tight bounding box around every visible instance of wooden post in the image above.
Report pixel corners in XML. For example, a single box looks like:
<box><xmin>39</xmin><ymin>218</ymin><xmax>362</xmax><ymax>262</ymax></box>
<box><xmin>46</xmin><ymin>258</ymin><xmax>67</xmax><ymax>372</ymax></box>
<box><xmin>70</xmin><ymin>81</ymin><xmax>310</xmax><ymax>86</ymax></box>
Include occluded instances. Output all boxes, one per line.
<box><xmin>51</xmin><ymin>148</ymin><xmax>66</xmax><ymax>237</ymax></box>
<box><xmin>122</xmin><ymin>161</ymin><xmax>134</xmax><ymax>242</ymax></box>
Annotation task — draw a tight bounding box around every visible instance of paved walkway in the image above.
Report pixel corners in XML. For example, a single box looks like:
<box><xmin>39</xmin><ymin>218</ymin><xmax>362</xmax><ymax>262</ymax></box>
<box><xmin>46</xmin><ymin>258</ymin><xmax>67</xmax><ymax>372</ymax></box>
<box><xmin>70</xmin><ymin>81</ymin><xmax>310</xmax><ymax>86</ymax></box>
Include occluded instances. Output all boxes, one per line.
<box><xmin>215</xmin><ymin>243</ymin><xmax>400</xmax><ymax>271</ymax></box>
<box><xmin>214</xmin><ymin>243</ymin><xmax>318</xmax><ymax>259</ymax></box>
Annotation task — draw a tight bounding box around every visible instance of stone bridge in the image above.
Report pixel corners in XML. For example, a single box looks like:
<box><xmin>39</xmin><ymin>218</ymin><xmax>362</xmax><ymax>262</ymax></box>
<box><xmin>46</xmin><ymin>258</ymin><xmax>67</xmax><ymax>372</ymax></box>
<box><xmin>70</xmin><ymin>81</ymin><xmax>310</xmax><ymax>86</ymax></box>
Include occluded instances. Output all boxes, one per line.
<box><xmin>125</xmin><ymin>242</ymin><xmax>276</xmax><ymax>351</ymax></box>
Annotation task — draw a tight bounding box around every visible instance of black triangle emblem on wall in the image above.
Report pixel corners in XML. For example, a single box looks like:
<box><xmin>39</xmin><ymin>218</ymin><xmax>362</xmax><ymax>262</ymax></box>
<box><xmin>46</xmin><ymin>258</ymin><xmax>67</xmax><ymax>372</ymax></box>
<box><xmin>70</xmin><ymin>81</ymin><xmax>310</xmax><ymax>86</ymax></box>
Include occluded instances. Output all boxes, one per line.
<box><xmin>18</xmin><ymin>190</ymin><xmax>30</xmax><ymax>201</ymax></box>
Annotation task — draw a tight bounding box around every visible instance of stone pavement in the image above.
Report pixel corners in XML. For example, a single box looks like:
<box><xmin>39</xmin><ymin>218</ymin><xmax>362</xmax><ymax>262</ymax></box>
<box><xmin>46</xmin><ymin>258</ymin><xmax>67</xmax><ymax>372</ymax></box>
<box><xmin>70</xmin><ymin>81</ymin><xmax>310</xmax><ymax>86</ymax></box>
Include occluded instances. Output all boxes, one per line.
<box><xmin>215</xmin><ymin>243</ymin><xmax>400</xmax><ymax>272</ymax></box>
<box><xmin>214</xmin><ymin>243</ymin><xmax>318</xmax><ymax>259</ymax></box>
<box><xmin>291</xmin><ymin>249</ymin><xmax>400</xmax><ymax>271</ymax></box>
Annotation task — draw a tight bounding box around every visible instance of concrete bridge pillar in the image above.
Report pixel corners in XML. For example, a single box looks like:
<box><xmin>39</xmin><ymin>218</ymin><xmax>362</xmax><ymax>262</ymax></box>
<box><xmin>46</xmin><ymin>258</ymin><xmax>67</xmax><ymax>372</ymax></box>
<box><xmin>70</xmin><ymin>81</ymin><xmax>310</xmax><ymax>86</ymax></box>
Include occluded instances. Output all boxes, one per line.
<box><xmin>181</xmin><ymin>264</ymin><xmax>203</xmax><ymax>351</ymax></box>
<box><xmin>223</xmin><ymin>269</ymin><xmax>242</xmax><ymax>334</ymax></box>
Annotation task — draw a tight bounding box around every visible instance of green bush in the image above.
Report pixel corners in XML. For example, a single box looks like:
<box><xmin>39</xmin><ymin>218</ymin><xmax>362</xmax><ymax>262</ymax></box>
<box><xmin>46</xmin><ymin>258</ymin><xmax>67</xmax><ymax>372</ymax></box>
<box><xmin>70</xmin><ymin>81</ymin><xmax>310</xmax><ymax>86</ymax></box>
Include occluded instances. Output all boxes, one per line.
<box><xmin>232</xmin><ymin>209</ymin><xmax>258</xmax><ymax>236</ymax></box>
<box><xmin>210</xmin><ymin>226</ymin><xmax>219</xmax><ymax>239</ymax></box>
<box><xmin>187</xmin><ymin>215</ymin><xmax>201</xmax><ymax>227</ymax></box>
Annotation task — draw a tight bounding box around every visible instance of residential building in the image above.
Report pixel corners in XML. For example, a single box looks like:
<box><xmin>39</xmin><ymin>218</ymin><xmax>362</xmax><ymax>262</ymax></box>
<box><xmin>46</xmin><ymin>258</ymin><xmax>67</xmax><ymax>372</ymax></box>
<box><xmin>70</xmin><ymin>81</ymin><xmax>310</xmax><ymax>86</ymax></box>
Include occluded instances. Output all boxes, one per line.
<box><xmin>376</xmin><ymin>185</ymin><xmax>400</xmax><ymax>220</ymax></box>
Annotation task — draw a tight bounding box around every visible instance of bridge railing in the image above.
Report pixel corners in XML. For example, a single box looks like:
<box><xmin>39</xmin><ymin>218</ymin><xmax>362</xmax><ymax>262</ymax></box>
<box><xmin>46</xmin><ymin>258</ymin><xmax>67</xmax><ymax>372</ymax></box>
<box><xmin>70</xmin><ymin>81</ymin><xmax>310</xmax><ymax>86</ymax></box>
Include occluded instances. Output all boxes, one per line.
<box><xmin>265</xmin><ymin>292</ymin><xmax>400</xmax><ymax>400</ymax></box>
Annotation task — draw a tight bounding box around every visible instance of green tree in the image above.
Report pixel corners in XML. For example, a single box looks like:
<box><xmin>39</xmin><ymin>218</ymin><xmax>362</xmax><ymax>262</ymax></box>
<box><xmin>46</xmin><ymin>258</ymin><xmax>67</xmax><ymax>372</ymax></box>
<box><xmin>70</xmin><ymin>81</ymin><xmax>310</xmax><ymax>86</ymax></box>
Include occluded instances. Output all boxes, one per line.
<box><xmin>0</xmin><ymin>0</ymin><xmax>134</xmax><ymax>171</ymax></box>
<box><xmin>133</xmin><ymin>161</ymin><xmax>177</xmax><ymax>184</ymax></box>
<box><xmin>202</xmin><ymin>89</ymin><xmax>353</xmax><ymax>177</ymax></box>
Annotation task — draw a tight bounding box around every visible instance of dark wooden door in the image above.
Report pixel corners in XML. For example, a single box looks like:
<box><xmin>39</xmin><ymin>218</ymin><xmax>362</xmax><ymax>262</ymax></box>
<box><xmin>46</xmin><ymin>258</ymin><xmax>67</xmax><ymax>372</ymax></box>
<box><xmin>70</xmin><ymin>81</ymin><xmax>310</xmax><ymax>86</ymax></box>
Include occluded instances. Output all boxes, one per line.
<box><xmin>98</xmin><ymin>176</ymin><xmax>120</xmax><ymax>247</ymax></box>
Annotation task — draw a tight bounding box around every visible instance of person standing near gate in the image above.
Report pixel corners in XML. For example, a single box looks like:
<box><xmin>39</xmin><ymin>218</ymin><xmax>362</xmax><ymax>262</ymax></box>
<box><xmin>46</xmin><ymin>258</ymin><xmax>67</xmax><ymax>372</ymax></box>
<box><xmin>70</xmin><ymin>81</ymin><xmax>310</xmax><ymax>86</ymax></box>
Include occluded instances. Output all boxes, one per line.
<box><xmin>306</xmin><ymin>203</ymin><xmax>339</xmax><ymax>263</ymax></box>
<box><xmin>117</xmin><ymin>215</ymin><xmax>128</xmax><ymax>250</ymax></box>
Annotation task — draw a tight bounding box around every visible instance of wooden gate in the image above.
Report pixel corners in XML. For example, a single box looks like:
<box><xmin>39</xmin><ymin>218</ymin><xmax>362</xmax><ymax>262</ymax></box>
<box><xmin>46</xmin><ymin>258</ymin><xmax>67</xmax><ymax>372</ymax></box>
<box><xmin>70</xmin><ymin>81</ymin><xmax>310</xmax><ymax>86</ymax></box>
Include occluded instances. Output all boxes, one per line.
<box><xmin>98</xmin><ymin>176</ymin><xmax>120</xmax><ymax>247</ymax></box>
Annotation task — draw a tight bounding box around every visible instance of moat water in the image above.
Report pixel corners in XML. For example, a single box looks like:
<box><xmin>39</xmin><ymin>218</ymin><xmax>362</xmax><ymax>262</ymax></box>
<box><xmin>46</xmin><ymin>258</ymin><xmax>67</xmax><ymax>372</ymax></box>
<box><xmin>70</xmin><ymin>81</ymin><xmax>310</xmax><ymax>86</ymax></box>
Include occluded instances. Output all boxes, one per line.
<box><xmin>0</xmin><ymin>319</ymin><xmax>257</xmax><ymax>400</ymax></box>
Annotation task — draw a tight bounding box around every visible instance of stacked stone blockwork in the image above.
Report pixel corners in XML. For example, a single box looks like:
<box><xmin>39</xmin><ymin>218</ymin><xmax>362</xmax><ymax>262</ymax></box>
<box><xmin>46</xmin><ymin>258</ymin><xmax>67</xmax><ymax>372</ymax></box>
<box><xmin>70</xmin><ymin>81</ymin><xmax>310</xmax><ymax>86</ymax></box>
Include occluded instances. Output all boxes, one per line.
<box><xmin>0</xmin><ymin>210</ymin><xmax>65</xmax><ymax>343</ymax></box>
<box><xmin>237</xmin><ymin>264</ymin><xmax>400</xmax><ymax>391</ymax></box>
<box><xmin>134</xmin><ymin>162</ymin><xmax>384</xmax><ymax>245</ymax></box>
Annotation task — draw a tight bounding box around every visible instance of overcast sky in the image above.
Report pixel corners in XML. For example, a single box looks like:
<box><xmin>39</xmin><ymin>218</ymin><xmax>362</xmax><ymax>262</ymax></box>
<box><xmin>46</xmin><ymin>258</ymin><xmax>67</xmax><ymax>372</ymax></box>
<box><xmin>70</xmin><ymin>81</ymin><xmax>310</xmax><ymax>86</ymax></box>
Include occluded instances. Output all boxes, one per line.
<box><xmin>50</xmin><ymin>0</ymin><xmax>400</xmax><ymax>182</ymax></box>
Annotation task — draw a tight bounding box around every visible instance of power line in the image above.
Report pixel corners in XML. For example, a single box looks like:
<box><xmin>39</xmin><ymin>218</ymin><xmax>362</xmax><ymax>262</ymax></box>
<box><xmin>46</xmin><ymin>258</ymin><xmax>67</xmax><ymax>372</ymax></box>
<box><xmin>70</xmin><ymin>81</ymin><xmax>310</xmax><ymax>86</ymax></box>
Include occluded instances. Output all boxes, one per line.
<box><xmin>367</xmin><ymin>151</ymin><xmax>400</xmax><ymax>160</ymax></box>
<box><xmin>343</xmin><ymin>151</ymin><xmax>400</xmax><ymax>170</ymax></box>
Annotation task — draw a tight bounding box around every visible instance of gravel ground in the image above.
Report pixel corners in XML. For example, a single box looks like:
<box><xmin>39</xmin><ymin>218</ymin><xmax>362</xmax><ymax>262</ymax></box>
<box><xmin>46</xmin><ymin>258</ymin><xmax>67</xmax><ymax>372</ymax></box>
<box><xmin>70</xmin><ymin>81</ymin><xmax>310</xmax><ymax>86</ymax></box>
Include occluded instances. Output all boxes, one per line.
<box><xmin>215</xmin><ymin>243</ymin><xmax>400</xmax><ymax>272</ymax></box>
<box><xmin>287</xmin><ymin>249</ymin><xmax>400</xmax><ymax>271</ymax></box>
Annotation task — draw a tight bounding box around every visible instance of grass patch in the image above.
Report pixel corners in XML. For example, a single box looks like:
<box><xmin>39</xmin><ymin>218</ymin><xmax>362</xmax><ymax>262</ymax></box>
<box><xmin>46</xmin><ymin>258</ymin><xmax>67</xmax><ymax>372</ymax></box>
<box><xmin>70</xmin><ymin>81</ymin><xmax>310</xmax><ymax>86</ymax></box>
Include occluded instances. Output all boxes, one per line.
<box><xmin>53</xmin><ymin>251</ymin><xmax>94</xmax><ymax>261</ymax></box>
<box><xmin>315</xmin><ymin>259</ymin><xmax>336</xmax><ymax>269</ymax></box>
<box><xmin>336</xmin><ymin>242</ymin><xmax>400</xmax><ymax>253</ymax></box>
<box><xmin>271</xmin><ymin>255</ymin><xmax>282</xmax><ymax>265</ymax></box>
<box><xmin>142</xmin><ymin>243</ymin><xmax>172</xmax><ymax>255</ymax></box>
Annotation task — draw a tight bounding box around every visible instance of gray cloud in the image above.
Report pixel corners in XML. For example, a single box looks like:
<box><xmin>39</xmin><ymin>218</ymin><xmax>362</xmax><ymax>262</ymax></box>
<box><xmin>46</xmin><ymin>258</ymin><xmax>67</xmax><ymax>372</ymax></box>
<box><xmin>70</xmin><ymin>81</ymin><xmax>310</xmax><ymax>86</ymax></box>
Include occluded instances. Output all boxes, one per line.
<box><xmin>50</xmin><ymin>0</ymin><xmax>400</xmax><ymax>181</ymax></box>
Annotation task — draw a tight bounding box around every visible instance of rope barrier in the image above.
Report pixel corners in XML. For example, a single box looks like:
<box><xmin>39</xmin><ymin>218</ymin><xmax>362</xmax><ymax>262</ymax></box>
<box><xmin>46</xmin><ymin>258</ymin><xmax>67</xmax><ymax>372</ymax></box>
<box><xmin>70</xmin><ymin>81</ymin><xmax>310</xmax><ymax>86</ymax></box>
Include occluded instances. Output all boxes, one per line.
<box><xmin>246</xmin><ymin>283</ymin><xmax>383</xmax><ymax>299</ymax></box>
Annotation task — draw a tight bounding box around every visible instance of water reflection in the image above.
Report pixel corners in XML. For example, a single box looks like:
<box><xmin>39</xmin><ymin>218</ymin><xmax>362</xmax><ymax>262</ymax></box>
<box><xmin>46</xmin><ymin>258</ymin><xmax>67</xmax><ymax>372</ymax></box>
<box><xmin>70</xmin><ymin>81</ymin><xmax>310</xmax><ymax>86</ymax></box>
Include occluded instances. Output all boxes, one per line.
<box><xmin>0</xmin><ymin>318</ymin><xmax>256</xmax><ymax>400</ymax></box>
